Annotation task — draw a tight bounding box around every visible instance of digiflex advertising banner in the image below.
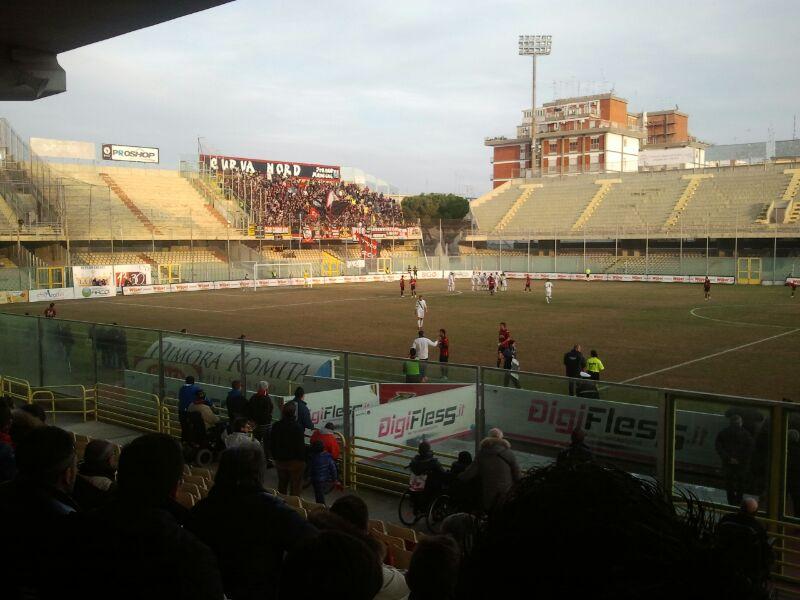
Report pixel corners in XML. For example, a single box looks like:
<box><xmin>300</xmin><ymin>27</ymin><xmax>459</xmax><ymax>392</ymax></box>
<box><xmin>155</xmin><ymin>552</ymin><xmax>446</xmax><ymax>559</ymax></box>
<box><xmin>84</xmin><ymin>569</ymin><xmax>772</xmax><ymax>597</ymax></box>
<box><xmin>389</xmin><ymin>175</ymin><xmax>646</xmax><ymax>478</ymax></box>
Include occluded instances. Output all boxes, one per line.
<box><xmin>71</xmin><ymin>266</ymin><xmax>116</xmax><ymax>299</ymax></box>
<box><xmin>114</xmin><ymin>264</ymin><xmax>152</xmax><ymax>287</ymax></box>
<box><xmin>102</xmin><ymin>144</ymin><xmax>159</xmax><ymax>164</ymax></box>
<box><xmin>201</xmin><ymin>154</ymin><xmax>340</xmax><ymax>181</ymax></box>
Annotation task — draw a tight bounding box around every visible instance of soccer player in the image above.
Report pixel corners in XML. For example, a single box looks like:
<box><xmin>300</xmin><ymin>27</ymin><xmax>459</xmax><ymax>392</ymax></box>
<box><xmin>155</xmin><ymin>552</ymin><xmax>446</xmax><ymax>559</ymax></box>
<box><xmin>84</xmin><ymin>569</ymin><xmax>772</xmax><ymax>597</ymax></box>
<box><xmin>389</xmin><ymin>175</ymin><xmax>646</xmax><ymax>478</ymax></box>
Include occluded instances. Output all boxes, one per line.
<box><xmin>703</xmin><ymin>276</ymin><xmax>711</xmax><ymax>301</ymax></box>
<box><xmin>479</xmin><ymin>272</ymin><xmax>487</xmax><ymax>290</ymax></box>
<box><xmin>44</xmin><ymin>303</ymin><xmax>56</xmax><ymax>318</ymax></box>
<box><xmin>415</xmin><ymin>295</ymin><xmax>428</xmax><ymax>328</ymax></box>
<box><xmin>411</xmin><ymin>330</ymin><xmax>437</xmax><ymax>377</ymax></box>
<box><xmin>544</xmin><ymin>279</ymin><xmax>553</xmax><ymax>304</ymax></box>
<box><xmin>488</xmin><ymin>274</ymin><xmax>496</xmax><ymax>295</ymax></box>
<box><xmin>524</xmin><ymin>273</ymin><xmax>532</xmax><ymax>292</ymax></box>
<box><xmin>497</xmin><ymin>322</ymin><xmax>511</xmax><ymax>367</ymax></box>
<box><xmin>585</xmin><ymin>268</ymin><xmax>591</xmax><ymax>281</ymax></box>
<box><xmin>447</xmin><ymin>271</ymin><xmax>456</xmax><ymax>293</ymax></box>
<box><xmin>500</xmin><ymin>272</ymin><xmax>508</xmax><ymax>292</ymax></box>
<box><xmin>471</xmin><ymin>271</ymin><xmax>478</xmax><ymax>292</ymax></box>
<box><xmin>410</xmin><ymin>276</ymin><xmax>417</xmax><ymax>297</ymax></box>
<box><xmin>789</xmin><ymin>279</ymin><xmax>797</xmax><ymax>298</ymax></box>
<box><xmin>438</xmin><ymin>329</ymin><xmax>449</xmax><ymax>379</ymax></box>
<box><xmin>400</xmin><ymin>275</ymin><xmax>406</xmax><ymax>297</ymax></box>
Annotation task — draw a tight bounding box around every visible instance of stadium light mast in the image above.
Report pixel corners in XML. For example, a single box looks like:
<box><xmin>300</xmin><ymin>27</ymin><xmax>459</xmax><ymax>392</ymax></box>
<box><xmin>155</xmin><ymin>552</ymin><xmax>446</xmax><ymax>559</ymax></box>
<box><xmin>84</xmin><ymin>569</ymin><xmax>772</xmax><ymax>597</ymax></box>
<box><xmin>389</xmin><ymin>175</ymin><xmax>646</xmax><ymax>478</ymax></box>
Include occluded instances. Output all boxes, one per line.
<box><xmin>519</xmin><ymin>34</ymin><xmax>552</xmax><ymax>177</ymax></box>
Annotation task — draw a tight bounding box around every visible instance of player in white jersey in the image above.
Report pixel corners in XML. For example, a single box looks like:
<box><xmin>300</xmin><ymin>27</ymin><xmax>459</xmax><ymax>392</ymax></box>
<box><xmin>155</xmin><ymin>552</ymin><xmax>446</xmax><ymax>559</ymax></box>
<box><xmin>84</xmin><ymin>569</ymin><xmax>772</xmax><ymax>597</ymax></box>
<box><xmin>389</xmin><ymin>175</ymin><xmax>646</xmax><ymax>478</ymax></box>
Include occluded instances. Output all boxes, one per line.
<box><xmin>415</xmin><ymin>295</ymin><xmax>428</xmax><ymax>328</ymax></box>
<box><xmin>471</xmin><ymin>272</ymin><xmax>479</xmax><ymax>291</ymax></box>
<box><xmin>479</xmin><ymin>272</ymin><xmax>487</xmax><ymax>290</ymax></box>
<box><xmin>447</xmin><ymin>272</ymin><xmax>456</xmax><ymax>292</ymax></box>
<box><xmin>544</xmin><ymin>279</ymin><xmax>553</xmax><ymax>304</ymax></box>
<box><xmin>500</xmin><ymin>272</ymin><xmax>508</xmax><ymax>291</ymax></box>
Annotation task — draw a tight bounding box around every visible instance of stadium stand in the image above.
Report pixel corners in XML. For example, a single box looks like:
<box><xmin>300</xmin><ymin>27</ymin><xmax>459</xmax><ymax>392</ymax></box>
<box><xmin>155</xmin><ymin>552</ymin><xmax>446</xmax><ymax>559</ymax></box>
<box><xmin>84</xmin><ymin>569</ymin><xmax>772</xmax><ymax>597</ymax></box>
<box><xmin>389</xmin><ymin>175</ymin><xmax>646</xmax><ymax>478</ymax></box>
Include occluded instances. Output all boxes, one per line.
<box><xmin>469</xmin><ymin>164</ymin><xmax>797</xmax><ymax>236</ymax></box>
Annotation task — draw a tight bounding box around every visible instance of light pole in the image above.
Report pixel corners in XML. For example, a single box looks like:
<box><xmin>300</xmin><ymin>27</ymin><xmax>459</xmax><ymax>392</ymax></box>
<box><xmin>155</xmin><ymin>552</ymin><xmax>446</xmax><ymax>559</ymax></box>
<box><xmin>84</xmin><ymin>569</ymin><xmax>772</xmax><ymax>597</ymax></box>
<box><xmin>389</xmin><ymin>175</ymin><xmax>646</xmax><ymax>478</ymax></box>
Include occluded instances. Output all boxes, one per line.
<box><xmin>519</xmin><ymin>34</ymin><xmax>552</xmax><ymax>178</ymax></box>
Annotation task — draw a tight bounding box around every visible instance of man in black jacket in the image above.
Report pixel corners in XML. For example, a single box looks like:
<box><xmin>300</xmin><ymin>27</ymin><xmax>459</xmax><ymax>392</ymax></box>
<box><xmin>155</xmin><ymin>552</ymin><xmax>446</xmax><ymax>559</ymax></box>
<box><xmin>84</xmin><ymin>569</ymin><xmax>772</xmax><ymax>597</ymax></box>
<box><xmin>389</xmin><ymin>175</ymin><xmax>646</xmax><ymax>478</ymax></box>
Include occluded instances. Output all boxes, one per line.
<box><xmin>270</xmin><ymin>403</ymin><xmax>307</xmax><ymax>495</ymax></box>
<box><xmin>67</xmin><ymin>433</ymin><xmax>224</xmax><ymax>600</ymax></box>
<box><xmin>248</xmin><ymin>381</ymin><xmax>274</xmax><ymax>464</ymax></box>
<box><xmin>0</xmin><ymin>426</ymin><xmax>78</xmax><ymax>600</ymax></box>
<box><xmin>563</xmin><ymin>344</ymin><xmax>586</xmax><ymax>396</ymax></box>
<box><xmin>715</xmin><ymin>413</ymin><xmax>755</xmax><ymax>505</ymax></box>
<box><xmin>286</xmin><ymin>386</ymin><xmax>314</xmax><ymax>432</ymax></box>
<box><xmin>187</xmin><ymin>443</ymin><xmax>316</xmax><ymax>600</ymax></box>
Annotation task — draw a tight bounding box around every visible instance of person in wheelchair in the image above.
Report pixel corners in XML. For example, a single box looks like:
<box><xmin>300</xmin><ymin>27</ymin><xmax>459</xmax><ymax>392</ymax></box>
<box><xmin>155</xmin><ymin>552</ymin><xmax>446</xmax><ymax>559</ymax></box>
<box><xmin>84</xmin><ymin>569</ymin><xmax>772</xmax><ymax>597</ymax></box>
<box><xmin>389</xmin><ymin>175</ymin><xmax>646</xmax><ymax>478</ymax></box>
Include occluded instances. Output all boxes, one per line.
<box><xmin>407</xmin><ymin>441</ymin><xmax>446</xmax><ymax>514</ymax></box>
<box><xmin>185</xmin><ymin>391</ymin><xmax>227</xmax><ymax>455</ymax></box>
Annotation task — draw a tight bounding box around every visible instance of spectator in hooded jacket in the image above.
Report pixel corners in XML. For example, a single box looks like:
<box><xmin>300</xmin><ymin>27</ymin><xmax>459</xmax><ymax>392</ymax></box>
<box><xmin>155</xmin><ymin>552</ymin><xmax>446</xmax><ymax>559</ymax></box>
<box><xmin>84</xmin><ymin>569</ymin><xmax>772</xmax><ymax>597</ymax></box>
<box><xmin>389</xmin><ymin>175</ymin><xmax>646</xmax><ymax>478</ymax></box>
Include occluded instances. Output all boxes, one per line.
<box><xmin>459</xmin><ymin>428</ymin><xmax>520</xmax><ymax>511</ymax></box>
<box><xmin>270</xmin><ymin>403</ymin><xmax>306</xmax><ymax>495</ymax></box>
<box><xmin>73</xmin><ymin>439</ymin><xmax>117</xmax><ymax>510</ymax></box>
<box><xmin>187</xmin><ymin>442</ymin><xmax>316</xmax><ymax>600</ymax></box>
<box><xmin>310</xmin><ymin>439</ymin><xmax>338</xmax><ymax>504</ymax></box>
<box><xmin>286</xmin><ymin>387</ymin><xmax>314</xmax><ymax>432</ymax></box>
<box><xmin>310</xmin><ymin>422</ymin><xmax>340</xmax><ymax>460</ymax></box>
<box><xmin>408</xmin><ymin>441</ymin><xmax>446</xmax><ymax>510</ymax></box>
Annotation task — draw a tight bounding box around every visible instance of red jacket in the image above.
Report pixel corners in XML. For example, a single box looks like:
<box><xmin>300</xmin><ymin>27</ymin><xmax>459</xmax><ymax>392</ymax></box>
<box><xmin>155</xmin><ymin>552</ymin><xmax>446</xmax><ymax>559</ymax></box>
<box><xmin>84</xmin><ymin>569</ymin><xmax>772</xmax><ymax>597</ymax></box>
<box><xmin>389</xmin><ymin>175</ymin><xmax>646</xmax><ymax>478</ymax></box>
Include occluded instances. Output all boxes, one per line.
<box><xmin>310</xmin><ymin>429</ymin><xmax>340</xmax><ymax>460</ymax></box>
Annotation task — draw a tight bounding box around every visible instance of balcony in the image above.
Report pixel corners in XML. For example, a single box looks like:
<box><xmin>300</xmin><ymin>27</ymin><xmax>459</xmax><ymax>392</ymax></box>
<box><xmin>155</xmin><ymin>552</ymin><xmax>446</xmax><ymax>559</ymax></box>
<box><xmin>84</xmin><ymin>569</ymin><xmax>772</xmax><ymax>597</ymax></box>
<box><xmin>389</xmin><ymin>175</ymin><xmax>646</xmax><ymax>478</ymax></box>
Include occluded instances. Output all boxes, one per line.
<box><xmin>542</xmin><ymin>107</ymin><xmax>601</xmax><ymax>122</ymax></box>
<box><xmin>537</xmin><ymin>119</ymin><xmax>646</xmax><ymax>136</ymax></box>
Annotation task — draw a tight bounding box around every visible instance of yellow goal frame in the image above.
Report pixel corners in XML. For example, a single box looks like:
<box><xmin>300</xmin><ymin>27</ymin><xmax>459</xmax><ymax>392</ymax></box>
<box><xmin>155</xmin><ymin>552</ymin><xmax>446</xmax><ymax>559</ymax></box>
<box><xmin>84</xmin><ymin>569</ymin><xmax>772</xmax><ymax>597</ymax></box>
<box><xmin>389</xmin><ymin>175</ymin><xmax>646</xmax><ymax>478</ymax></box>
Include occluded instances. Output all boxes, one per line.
<box><xmin>158</xmin><ymin>264</ymin><xmax>182</xmax><ymax>284</ymax></box>
<box><xmin>736</xmin><ymin>257</ymin><xmax>762</xmax><ymax>285</ymax></box>
<box><xmin>36</xmin><ymin>266</ymin><xmax>66</xmax><ymax>289</ymax></box>
<box><xmin>322</xmin><ymin>256</ymin><xmax>343</xmax><ymax>277</ymax></box>
<box><xmin>377</xmin><ymin>257</ymin><xmax>392</xmax><ymax>274</ymax></box>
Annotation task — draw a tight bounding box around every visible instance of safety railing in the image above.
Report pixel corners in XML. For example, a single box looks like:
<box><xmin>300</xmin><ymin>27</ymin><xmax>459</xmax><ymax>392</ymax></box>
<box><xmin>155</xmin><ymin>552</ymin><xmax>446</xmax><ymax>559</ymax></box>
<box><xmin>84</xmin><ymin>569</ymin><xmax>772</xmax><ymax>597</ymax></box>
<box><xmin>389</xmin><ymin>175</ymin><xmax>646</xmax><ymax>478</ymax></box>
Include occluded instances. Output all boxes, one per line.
<box><xmin>95</xmin><ymin>383</ymin><xmax>161</xmax><ymax>433</ymax></box>
<box><xmin>350</xmin><ymin>435</ymin><xmax>458</xmax><ymax>495</ymax></box>
<box><xmin>1</xmin><ymin>374</ymin><xmax>32</xmax><ymax>404</ymax></box>
<box><xmin>30</xmin><ymin>384</ymin><xmax>95</xmax><ymax>423</ymax></box>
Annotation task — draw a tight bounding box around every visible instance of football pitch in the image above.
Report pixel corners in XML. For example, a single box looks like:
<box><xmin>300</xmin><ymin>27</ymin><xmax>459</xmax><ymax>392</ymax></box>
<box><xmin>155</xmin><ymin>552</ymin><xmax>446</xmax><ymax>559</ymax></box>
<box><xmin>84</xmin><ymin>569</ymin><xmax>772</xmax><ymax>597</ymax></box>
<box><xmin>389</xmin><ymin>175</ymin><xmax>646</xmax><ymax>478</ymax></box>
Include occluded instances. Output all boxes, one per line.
<box><xmin>3</xmin><ymin>279</ymin><xmax>799</xmax><ymax>401</ymax></box>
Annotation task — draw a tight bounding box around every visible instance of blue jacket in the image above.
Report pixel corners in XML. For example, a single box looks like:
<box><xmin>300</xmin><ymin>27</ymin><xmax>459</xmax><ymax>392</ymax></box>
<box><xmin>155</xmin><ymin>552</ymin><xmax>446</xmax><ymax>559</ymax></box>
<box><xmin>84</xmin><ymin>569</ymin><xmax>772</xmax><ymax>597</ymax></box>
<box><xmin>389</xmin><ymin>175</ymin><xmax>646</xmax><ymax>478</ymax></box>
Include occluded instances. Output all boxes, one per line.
<box><xmin>310</xmin><ymin>451</ymin><xmax>337</xmax><ymax>484</ymax></box>
<box><xmin>288</xmin><ymin>398</ymin><xmax>314</xmax><ymax>431</ymax></box>
<box><xmin>178</xmin><ymin>384</ymin><xmax>210</xmax><ymax>415</ymax></box>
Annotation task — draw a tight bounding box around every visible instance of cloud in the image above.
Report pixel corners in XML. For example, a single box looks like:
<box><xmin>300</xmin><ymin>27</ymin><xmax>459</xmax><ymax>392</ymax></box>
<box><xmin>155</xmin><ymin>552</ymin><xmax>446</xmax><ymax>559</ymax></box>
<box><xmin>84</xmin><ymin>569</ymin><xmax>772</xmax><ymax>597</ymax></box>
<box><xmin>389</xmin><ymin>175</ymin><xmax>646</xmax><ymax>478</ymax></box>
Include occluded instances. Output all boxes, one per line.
<box><xmin>1</xmin><ymin>0</ymin><xmax>798</xmax><ymax>196</ymax></box>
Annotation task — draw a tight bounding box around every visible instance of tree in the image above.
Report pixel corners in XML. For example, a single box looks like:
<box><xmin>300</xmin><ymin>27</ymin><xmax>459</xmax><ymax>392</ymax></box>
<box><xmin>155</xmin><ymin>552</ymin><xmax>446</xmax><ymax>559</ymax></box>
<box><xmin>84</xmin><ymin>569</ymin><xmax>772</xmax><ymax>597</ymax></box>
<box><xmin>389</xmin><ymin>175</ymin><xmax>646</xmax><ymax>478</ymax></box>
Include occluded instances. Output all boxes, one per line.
<box><xmin>401</xmin><ymin>194</ymin><xmax>469</xmax><ymax>223</ymax></box>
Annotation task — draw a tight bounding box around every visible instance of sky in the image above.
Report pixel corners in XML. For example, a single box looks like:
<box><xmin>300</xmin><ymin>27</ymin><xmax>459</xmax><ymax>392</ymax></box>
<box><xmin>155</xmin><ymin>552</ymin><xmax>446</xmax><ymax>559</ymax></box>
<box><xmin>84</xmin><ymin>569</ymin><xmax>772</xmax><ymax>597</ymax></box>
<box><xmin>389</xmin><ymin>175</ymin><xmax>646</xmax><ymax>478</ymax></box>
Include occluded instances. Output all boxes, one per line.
<box><xmin>1</xmin><ymin>0</ymin><xmax>798</xmax><ymax>196</ymax></box>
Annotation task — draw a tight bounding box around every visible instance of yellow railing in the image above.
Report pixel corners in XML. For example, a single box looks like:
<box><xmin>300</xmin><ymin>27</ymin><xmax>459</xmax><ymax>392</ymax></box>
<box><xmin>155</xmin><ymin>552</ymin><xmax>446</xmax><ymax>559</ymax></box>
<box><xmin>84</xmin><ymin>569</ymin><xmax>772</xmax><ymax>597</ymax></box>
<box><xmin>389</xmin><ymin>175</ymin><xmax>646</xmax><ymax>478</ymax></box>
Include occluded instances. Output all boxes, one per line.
<box><xmin>31</xmin><ymin>385</ymin><xmax>95</xmax><ymax>423</ymax></box>
<box><xmin>350</xmin><ymin>435</ymin><xmax>458</xmax><ymax>495</ymax></box>
<box><xmin>1</xmin><ymin>375</ymin><xmax>32</xmax><ymax>404</ymax></box>
<box><xmin>95</xmin><ymin>383</ymin><xmax>161</xmax><ymax>433</ymax></box>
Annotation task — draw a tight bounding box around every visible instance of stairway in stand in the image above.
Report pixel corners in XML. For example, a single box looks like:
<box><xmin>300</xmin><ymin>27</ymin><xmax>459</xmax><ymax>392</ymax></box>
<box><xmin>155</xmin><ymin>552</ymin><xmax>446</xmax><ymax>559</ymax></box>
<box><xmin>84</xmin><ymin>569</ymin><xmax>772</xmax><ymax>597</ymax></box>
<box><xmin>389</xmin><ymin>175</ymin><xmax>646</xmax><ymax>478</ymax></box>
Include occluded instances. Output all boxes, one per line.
<box><xmin>98</xmin><ymin>173</ymin><xmax>163</xmax><ymax>236</ymax></box>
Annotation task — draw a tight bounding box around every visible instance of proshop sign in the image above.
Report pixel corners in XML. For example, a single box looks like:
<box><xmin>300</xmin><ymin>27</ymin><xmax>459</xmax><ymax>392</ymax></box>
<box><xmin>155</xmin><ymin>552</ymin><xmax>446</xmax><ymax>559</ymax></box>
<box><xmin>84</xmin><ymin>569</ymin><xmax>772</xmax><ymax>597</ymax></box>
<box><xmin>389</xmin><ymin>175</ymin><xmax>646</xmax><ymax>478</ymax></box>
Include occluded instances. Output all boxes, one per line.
<box><xmin>102</xmin><ymin>144</ymin><xmax>159</xmax><ymax>164</ymax></box>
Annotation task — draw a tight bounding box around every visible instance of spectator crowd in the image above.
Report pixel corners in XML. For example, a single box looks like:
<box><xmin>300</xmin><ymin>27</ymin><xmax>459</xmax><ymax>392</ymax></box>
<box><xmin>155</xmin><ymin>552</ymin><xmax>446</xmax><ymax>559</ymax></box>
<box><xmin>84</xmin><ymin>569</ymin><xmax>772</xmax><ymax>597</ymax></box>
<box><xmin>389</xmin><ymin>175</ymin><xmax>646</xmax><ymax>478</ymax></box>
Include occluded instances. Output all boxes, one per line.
<box><xmin>223</xmin><ymin>173</ymin><xmax>405</xmax><ymax>229</ymax></box>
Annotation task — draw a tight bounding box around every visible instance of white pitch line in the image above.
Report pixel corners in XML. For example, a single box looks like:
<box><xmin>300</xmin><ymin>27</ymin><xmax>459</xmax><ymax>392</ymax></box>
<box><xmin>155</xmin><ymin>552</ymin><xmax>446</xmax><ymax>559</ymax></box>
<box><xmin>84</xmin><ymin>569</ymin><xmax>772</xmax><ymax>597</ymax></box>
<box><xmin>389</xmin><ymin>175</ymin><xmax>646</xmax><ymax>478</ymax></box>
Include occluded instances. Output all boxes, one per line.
<box><xmin>621</xmin><ymin>327</ymin><xmax>800</xmax><ymax>384</ymax></box>
<box><xmin>689</xmin><ymin>305</ymin><xmax>797</xmax><ymax>329</ymax></box>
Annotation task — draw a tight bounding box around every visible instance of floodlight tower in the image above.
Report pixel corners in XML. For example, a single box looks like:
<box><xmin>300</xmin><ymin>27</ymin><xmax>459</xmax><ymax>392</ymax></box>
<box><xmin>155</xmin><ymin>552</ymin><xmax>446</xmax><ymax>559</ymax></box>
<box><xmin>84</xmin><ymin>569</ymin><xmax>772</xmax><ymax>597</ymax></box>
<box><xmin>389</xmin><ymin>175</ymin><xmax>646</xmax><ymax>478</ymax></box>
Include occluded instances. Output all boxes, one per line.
<box><xmin>519</xmin><ymin>35</ymin><xmax>552</xmax><ymax>176</ymax></box>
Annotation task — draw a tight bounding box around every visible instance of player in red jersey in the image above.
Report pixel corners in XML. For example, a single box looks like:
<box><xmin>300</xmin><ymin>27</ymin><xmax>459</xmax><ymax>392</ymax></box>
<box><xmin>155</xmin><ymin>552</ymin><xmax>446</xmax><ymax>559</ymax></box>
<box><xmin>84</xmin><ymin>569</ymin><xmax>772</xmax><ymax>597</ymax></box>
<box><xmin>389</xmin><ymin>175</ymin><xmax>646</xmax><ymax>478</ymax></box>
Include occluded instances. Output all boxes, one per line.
<box><xmin>400</xmin><ymin>275</ymin><xmax>406</xmax><ymax>297</ymax></box>
<box><xmin>410</xmin><ymin>276</ymin><xmax>417</xmax><ymax>297</ymax></box>
<box><xmin>497</xmin><ymin>322</ymin><xmax>511</xmax><ymax>367</ymax></box>
<box><xmin>703</xmin><ymin>277</ymin><xmax>711</xmax><ymax>301</ymax></box>
<box><xmin>44</xmin><ymin>303</ymin><xmax>56</xmax><ymax>318</ymax></box>
<box><xmin>438</xmin><ymin>328</ymin><xmax>449</xmax><ymax>379</ymax></box>
<box><xmin>789</xmin><ymin>279</ymin><xmax>797</xmax><ymax>298</ymax></box>
<box><xmin>524</xmin><ymin>273</ymin><xmax>531</xmax><ymax>292</ymax></box>
<box><xmin>487</xmin><ymin>274</ymin><xmax>496</xmax><ymax>295</ymax></box>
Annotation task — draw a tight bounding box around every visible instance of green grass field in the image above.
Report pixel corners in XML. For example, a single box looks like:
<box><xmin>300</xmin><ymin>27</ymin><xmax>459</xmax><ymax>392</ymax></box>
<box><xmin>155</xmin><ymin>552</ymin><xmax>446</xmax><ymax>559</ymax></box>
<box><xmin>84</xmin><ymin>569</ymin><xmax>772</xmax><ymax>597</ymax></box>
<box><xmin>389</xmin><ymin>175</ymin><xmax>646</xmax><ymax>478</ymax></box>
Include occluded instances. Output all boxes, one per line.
<box><xmin>2</xmin><ymin>279</ymin><xmax>798</xmax><ymax>401</ymax></box>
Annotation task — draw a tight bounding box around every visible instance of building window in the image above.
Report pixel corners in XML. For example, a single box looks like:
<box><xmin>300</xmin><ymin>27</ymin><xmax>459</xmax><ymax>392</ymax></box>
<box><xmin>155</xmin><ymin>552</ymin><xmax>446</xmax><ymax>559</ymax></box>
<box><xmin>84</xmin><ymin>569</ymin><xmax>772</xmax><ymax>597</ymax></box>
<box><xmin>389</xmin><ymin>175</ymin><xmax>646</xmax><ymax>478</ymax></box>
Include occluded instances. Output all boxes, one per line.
<box><xmin>569</xmin><ymin>140</ymin><xmax>578</xmax><ymax>152</ymax></box>
<box><xmin>590</xmin><ymin>137</ymin><xmax>600</xmax><ymax>150</ymax></box>
<box><xmin>549</xmin><ymin>142</ymin><xmax>557</xmax><ymax>153</ymax></box>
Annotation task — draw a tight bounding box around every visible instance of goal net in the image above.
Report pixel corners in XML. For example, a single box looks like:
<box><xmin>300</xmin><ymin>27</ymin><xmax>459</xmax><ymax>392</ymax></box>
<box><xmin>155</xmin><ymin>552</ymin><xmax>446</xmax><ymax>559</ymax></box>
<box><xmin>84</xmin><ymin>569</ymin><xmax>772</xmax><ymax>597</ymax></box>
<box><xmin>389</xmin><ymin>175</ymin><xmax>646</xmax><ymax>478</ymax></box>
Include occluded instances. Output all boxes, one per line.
<box><xmin>251</xmin><ymin>262</ymin><xmax>315</xmax><ymax>283</ymax></box>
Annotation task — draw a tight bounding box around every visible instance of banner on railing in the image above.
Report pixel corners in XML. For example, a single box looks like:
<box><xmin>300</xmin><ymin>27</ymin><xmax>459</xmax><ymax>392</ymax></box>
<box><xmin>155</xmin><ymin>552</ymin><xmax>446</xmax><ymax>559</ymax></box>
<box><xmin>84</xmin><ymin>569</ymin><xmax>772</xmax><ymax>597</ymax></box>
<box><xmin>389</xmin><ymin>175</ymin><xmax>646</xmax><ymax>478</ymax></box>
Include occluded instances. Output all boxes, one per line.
<box><xmin>114</xmin><ymin>264</ymin><xmax>152</xmax><ymax>287</ymax></box>
<box><xmin>505</xmin><ymin>272</ymin><xmax>735</xmax><ymax>285</ymax></box>
<box><xmin>28</xmin><ymin>288</ymin><xmax>74</xmax><ymax>302</ymax></box>
<box><xmin>0</xmin><ymin>290</ymin><xmax>29</xmax><ymax>304</ymax></box>
<box><xmin>485</xmin><ymin>386</ymin><xmax>726</xmax><ymax>473</ymax></box>
<box><xmin>201</xmin><ymin>154</ymin><xmax>340</xmax><ymax>180</ymax></box>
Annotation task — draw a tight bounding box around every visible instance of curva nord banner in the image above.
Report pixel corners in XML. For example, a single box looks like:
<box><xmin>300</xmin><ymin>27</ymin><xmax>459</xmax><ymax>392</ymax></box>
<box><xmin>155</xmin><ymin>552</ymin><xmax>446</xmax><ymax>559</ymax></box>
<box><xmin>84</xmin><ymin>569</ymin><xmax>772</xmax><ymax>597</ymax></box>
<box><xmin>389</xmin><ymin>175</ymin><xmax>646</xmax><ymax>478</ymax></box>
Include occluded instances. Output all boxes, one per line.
<box><xmin>201</xmin><ymin>153</ymin><xmax>340</xmax><ymax>181</ymax></box>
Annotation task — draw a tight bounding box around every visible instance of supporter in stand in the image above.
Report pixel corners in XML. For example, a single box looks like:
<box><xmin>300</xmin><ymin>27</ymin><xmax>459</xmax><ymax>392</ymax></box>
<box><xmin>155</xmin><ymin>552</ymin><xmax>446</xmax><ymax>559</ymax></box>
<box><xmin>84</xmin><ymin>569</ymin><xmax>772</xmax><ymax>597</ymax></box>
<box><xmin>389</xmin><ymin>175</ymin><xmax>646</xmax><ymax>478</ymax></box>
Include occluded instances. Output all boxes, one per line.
<box><xmin>9</xmin><ymin>402</ymin><xmax>46</xmax><ymax>444</ymax></box>
<box><xmin>310</xmin><ymin>422</ymin><xmax>341</xmax><ymax>460</ymax></box>
<box><xmin>68</xmin><ymin>433</ymin><xmax>224</xmax><ymax>600</ymax></box>
<box><xmin>279</xmin><ymin>530</ymin><xmax>383</xmax><ymax>600</ymax></box>
<box><xmin>286</xmin><ymin>386</ymin><xmax>314</xmax><ymax>432</ymax></box>
<box><xmin>270</xmin><ymin>403</ymin><xmax>306</xmax><ymax>495</ymax></box>
<box><xmin>247</xmin><ymin>380</ymin><xmax>274</xmax><ymax>464</ymax></box>
<box><xmin>458</xmin><ymin>428</ymin><xmax>519</xmax><ymax>512</ymax></box>
<box><xmin>186</xmin><ymin>443</ymin><xmax>316</xmax><ymax>600</ymax></box>
<box><xmin>406</xmin><ymin>535</ymin><xmax>461</xmax><ymax>600</ymax></box>
<box><xmin>225</xmin><ymin>380</ymin><xmax>247</xmax><ymax>423</ymax></box>
<box><xmin>556</xmin><ymin>428</ymin><xmax>594</xmax><ymax>467</ymax></box>
<box><xmin>72</xmin><ymin>439</ymin><xmax>117</xmax><ymax>510</ymax></box>
<box><xmin>309</xmin><ymin>439</ymin><xmax>338</xmax><ymax>504</ymax></box>
<box><xmin>455</xmin><ymin>460</ymin><xmax>761</xmax><ymax>600</ymax></box>
<box><xmin>0</xmin><ymin>400</ymin><xmax>15</xmax><ymax>483</ymax></box>
<box><xmin>0</xmin><ymin>426</ymin><xmax>79</xmax><ymax>598</ymax></box>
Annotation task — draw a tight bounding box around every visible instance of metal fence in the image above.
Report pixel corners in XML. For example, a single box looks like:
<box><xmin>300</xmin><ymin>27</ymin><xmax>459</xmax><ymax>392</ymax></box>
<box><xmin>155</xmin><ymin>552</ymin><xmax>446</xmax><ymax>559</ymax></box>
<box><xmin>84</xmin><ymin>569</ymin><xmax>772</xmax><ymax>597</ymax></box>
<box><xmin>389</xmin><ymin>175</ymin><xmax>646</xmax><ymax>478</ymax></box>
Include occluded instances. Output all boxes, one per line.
<box><xmin>0</xmin><ymin>311</ymin><xmax>798</xmax><ymax>526</ymax></box>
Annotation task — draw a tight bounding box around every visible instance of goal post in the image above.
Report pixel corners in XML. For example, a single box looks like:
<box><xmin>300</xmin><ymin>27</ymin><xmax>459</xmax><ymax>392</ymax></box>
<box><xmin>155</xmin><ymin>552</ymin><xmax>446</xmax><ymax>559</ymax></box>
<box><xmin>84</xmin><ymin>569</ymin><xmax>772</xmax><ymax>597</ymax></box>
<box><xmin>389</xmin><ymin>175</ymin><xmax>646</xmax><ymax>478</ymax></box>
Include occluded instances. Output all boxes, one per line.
<box><xmin>158</xmin><ymin>264</ymin><xmax>182</xmax><ymax>284</ymax></box>
<box><xmin>251</xmin><ymin>262</ymin><xmax>314</xmax><ymax>285</ymax></box>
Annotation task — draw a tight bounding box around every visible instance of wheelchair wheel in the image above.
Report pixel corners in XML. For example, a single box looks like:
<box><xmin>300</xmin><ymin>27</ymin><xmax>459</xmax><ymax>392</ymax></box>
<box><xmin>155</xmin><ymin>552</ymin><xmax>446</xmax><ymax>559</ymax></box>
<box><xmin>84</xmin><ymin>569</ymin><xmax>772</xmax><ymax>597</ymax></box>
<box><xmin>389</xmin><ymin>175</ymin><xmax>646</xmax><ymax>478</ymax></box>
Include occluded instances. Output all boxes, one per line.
<box><xmin>398</xmin><ymin>491</ymin><xmax>420</xmax><ymax>526</ymax></box>
<box><xmin>194</xmin><ymin>448</ymin><xmax>213</xmax><ymax>467</ymax></box>
<box><xmin>427</xmin><ymin>494</ymin><xmax>454</xmax><ymax>533</ymax></box>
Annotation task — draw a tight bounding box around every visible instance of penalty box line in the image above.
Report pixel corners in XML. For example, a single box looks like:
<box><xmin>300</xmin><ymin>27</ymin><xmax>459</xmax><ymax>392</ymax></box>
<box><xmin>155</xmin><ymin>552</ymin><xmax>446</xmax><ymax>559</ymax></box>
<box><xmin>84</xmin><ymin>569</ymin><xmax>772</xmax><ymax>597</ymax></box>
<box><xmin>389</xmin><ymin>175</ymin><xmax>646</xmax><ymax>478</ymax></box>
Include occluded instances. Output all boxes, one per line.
<box><xmin>620</xmin><ymin>327</ymin><xmax>800</xmax><ymax>385</ymax></box>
